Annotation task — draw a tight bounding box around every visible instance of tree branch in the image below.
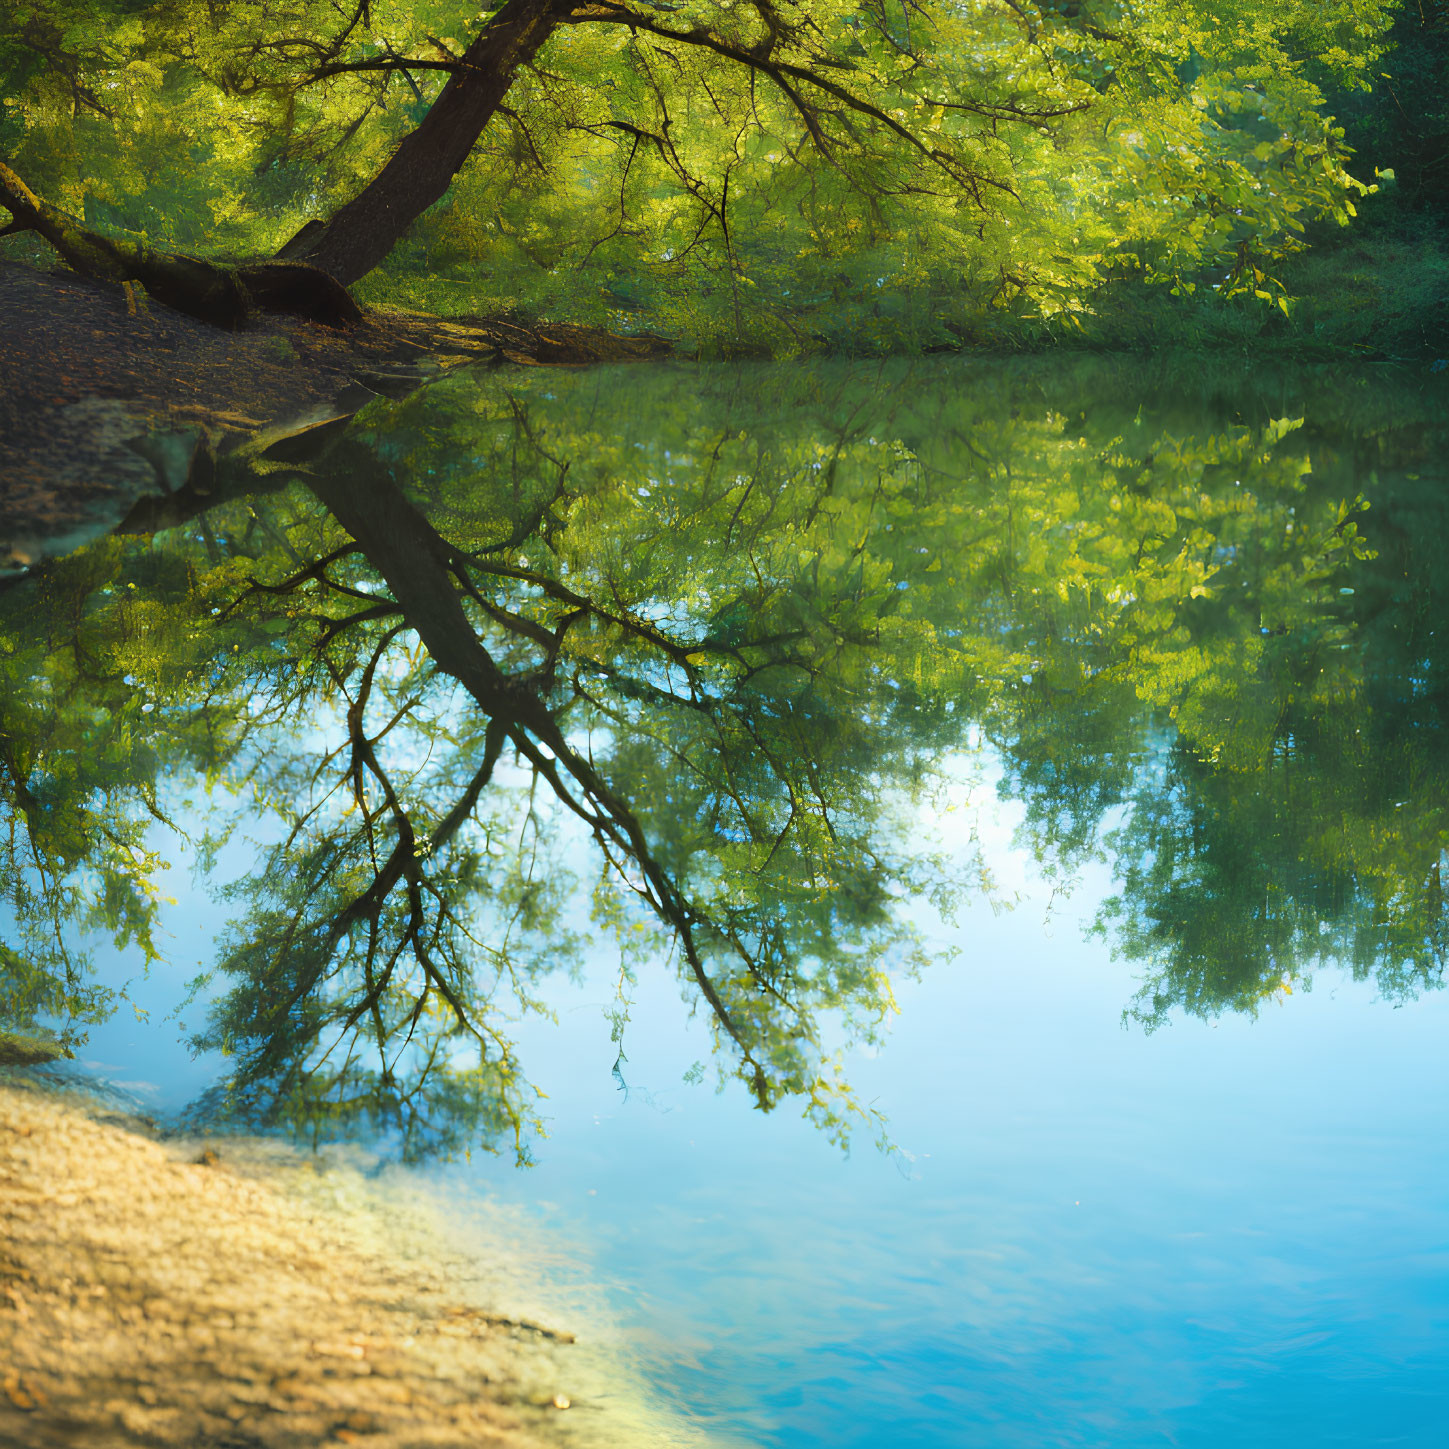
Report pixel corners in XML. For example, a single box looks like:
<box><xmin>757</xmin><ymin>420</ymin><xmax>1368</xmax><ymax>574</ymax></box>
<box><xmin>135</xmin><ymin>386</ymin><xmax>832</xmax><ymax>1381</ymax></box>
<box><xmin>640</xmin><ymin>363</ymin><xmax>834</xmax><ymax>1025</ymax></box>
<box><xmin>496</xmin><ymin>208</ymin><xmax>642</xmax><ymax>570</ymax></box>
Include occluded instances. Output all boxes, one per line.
<box><xmin>561</xmin><ymin>1</ymin><xmax>1084</xmax><ymax>195</ymax></box>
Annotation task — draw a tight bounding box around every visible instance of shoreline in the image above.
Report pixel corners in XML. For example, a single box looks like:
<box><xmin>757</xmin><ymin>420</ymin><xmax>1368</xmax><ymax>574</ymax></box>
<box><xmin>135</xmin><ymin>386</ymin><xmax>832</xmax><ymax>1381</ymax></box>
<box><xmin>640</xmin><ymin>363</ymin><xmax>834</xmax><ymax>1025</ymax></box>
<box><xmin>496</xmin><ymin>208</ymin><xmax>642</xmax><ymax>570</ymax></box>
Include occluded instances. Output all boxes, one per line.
<box><xmin>0</xmin><ymin>1072</ymin><xmax>700</xmax><ymax>1448</ymax></box>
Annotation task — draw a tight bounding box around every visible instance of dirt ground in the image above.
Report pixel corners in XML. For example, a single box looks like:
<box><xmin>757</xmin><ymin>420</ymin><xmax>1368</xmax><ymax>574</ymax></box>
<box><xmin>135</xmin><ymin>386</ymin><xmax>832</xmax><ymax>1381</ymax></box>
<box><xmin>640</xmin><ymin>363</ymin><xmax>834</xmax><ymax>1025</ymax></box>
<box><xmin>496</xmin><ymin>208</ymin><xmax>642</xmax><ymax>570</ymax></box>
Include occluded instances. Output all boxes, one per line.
<box><xmin>0</xmin><ymin>1075</ymin><xmax>697</xmax><ymax>1449</ymax></box>
<box><xmin>0</xmin><ymin>258</ymin><xmax>669</xmax><ymax>577</ymax></box>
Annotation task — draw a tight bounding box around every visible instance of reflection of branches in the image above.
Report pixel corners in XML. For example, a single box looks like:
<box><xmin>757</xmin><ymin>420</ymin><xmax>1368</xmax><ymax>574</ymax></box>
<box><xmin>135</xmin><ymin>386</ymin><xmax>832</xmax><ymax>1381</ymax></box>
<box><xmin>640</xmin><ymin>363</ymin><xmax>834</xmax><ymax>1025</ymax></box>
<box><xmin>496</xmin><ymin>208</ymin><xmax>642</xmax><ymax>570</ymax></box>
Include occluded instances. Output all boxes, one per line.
<box><xmin>226</xmin><ymin>697</ymin><xmax>515</xmax><ymax>1134</ymax></box>
<box><xmin>180</xmin><ymin>380</ymin><xmax>940</xmax><ymax>1153</ymax></box>
<box><xmin>304</xmin><ymin>460</ymin><xmax>785</xmax><ymax>1101</ymax></box>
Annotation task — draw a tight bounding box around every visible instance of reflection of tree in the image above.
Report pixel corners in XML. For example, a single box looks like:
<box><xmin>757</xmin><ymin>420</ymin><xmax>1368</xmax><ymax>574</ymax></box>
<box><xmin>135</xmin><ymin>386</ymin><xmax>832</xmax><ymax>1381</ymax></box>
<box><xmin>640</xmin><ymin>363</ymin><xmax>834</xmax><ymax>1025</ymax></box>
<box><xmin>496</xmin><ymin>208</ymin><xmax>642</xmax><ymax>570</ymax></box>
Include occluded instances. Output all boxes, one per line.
<box><xmin>0</xmin><ymin>541</ymin><xmax>250</xmax><ymax>1040</ymax></box>
<box><xmin>181</xmin><ymin>378</ymin><xmax>972</xmax><ymax>1157</ymax></box>
<box><xmin>895</xmin><ymin>363</ymin><xmax>1449</xmax><ymax>1025</ymax></box>
<box><xmin>1099</xmin><ymin>467</ymin><xmax>1449</xmax><ymax>1026</ymax></box>
<box><xmin>3</xmin><ymin>358</ymin><xmax>1448</xmax><ymax>1156</ymax></box>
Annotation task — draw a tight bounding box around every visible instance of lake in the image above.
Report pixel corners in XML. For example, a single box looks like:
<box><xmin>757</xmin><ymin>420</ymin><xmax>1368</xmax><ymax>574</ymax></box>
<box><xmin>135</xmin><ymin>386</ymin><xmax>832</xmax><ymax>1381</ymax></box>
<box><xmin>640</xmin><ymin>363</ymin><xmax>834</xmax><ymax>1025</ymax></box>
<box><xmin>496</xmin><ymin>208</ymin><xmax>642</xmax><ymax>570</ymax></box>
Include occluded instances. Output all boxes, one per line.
<box><xmin>4</xmin><ymin>354</ymin><xmax>1448</xmax><ymax>1447</ymax></box>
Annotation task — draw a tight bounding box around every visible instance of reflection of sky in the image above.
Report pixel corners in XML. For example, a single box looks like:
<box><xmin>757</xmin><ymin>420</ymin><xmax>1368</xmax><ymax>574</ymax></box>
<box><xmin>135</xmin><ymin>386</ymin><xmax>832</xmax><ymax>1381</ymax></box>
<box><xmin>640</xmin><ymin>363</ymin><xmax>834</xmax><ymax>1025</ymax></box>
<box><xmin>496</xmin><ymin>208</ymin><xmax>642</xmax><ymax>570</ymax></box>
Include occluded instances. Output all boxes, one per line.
<box><xmin>29</xmin><ymin>761</ymin><xmax>1449</xmax><ymax>1447</ymax></box>
<box><xmin>449</xmin><ymin>880</ymin><xmax>1441</xmax><ymax>1446</ymax></box>
<box><xmin>465</xmin><ymin>835</ymin><xmax>1449</xmax><ymax>1449</ymax></box>
<box><xmin>20</xmin><ymin>763</ymin><xmax>1449</xmax><ymax>1446</ymax></box>
<box><xmin>58</xmin><ymin>806</ymin><xmax>254</xmax><ymax>1106</ymax></box>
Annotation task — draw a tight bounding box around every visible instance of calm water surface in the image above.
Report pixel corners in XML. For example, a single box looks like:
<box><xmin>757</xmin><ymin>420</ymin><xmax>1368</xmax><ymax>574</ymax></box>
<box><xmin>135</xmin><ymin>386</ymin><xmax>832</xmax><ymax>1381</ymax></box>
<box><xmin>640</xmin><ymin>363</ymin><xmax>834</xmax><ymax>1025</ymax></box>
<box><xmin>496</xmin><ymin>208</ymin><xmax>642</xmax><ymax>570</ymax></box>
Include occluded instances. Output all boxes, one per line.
<box><xmin>6</xmin><ymin>356</ymin><xmax>1449</xmax><ymax>1447</ymax></box>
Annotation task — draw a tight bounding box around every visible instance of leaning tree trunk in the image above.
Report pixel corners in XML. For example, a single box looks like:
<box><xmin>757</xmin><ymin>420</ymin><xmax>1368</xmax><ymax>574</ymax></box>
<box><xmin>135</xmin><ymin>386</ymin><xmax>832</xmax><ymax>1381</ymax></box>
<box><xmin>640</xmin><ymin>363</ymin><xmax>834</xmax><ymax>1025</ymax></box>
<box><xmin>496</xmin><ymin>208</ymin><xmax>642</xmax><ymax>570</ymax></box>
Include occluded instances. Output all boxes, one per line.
<box><xmin>0</xmin><ymin>160</ymin><xmax>360</xmax><ymax>328</ymax></box>
<box><xmin>1</xmin><ymin>0</ymin><xmax>567</xmax><ymax>322</ymax></box>
<box><xmin>287</xmin><ymin>0</ymin><xmax>567</xmax><ymax>286</ymax></box>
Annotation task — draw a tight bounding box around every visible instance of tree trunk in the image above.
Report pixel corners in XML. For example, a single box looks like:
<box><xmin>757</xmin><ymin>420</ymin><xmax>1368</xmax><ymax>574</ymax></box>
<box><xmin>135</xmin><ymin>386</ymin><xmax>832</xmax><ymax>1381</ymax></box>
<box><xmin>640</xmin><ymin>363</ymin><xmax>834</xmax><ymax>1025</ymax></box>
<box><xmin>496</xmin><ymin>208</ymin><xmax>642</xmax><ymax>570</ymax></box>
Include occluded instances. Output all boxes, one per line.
<box><xmin>3</xmin><ymin>0</ymin><xmax>570</xmax><ymax>318</ymax></box>
<box><xmin>291</xmin><ymin>0</ymin><xmax>567</xmax><ymax>286</ymax></box>
<box><xmin>0</xmin><ymin>160</ymin><xmax>361</xmax><ymax>328</ymax></box>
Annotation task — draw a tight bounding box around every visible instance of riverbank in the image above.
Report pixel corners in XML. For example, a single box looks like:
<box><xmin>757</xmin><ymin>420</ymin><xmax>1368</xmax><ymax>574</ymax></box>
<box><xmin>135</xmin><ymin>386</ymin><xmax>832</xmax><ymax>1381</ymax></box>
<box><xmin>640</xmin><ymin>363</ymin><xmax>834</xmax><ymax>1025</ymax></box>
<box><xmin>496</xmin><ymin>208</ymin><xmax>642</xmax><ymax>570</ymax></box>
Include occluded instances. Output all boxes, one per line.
<box><xmin>0</xmin><ymin>1073</ymin><xmax>698</xmax><ymax>1448</ymax></box>
<box><xmin>0</xmin><ymin>257</ymin><xmax>668</xmax><ymax>577</ymax></box>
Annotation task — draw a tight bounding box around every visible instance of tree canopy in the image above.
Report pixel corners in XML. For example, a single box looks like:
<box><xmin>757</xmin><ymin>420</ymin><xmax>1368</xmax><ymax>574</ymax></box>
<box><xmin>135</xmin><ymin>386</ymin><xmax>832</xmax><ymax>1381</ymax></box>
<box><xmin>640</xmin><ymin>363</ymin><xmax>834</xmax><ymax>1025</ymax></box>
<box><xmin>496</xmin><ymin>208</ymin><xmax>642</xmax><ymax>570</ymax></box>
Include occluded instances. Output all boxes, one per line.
<box><xmin>0</xmin><ymin>0</ymin><xmax>1404</xmax><ymax>347</ymax></box>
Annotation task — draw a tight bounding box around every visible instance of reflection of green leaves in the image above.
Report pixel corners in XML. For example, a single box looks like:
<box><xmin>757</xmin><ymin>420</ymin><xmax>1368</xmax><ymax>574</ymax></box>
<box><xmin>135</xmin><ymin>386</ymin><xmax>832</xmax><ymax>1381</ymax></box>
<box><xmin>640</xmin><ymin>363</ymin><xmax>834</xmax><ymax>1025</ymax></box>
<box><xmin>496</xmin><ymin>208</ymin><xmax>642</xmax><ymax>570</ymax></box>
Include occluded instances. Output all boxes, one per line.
<box><xmin>318</xmin><ymin>372</ymin><xmax>973</xmax><ymax>1149</ymax></box>
<box><xmin>0</xmin><ymin>534</ymin><xmax>251</xmax><ymax>1041</ymax></box>
<box><xmin>3</xmin><ymin>356</ymin><xmax>1447</xmax><ymax>1154</ymax></box>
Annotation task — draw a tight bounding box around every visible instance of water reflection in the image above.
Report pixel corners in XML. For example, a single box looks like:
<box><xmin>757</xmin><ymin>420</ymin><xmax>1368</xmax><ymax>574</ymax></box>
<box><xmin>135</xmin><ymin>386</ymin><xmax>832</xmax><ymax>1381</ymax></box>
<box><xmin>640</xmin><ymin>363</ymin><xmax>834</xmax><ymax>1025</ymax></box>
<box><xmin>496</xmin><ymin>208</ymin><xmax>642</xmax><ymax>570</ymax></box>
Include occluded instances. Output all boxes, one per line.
<box><xmin>2</xmin><ymin>357</ymin><xmax>1446</xmax><ymax>1155</ymax></box>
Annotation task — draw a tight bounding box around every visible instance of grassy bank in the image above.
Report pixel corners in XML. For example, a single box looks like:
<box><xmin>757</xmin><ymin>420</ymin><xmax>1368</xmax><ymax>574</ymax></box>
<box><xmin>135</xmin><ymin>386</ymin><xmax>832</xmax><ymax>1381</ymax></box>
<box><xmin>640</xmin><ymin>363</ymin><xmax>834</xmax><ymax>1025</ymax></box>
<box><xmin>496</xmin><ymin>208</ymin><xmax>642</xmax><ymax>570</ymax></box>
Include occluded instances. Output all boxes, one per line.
<box><xmin>7</xmin><ymin>210</ymin><xmax>1446</xmax><ymax>363</ymax></box>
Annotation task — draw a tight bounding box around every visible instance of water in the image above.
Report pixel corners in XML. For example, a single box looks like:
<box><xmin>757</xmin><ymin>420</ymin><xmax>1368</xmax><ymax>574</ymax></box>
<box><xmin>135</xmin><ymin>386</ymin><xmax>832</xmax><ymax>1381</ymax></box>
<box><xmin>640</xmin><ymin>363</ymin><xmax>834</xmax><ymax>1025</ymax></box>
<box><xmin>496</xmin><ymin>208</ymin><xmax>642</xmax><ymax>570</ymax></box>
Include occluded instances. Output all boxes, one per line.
<box><xmin>4</xmin><ymin>355</ymin><xmax>1449</xmax><ymax>1446</ymax></box>
<box><xmin>460</xmin><ymin>847</ymin><xmax>1449</xmax><ymax>1449</ymax></box>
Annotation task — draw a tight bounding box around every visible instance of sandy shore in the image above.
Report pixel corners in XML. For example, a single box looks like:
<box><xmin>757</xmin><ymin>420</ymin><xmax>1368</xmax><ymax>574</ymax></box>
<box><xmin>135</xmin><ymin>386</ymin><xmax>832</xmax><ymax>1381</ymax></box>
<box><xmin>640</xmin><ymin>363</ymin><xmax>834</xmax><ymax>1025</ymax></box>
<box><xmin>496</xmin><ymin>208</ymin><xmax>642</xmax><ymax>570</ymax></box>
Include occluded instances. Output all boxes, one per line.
<box><xmin>0</xmin><ymin>1073</ymin><xmax>696</xmax><ymax>1449</ymax></box>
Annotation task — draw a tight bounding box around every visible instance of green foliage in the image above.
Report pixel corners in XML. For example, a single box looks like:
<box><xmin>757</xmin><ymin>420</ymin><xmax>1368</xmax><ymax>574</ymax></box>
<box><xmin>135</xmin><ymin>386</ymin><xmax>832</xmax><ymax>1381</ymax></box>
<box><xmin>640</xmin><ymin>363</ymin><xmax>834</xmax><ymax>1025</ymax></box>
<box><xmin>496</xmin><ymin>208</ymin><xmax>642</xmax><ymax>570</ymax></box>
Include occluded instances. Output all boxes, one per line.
<box><xmin>0</xmin><ymin>0</ymin><xmax>1406</xmax><ymax>352</ymax></box>
<box><xmin>1308</xmin><ymin>0</ymin><xmax>1449</xmax><ymax>213</ymax></box>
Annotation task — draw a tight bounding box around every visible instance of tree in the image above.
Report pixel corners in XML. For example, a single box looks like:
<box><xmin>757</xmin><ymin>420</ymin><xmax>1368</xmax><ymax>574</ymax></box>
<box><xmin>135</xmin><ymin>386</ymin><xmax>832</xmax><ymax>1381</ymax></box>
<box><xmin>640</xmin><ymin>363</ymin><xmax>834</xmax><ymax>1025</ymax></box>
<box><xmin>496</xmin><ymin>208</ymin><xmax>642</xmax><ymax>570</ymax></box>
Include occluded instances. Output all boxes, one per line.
<box><xmin>0</xmin><ymin>0</ymin><xmax>1400</xmax><ymax>343</ymax></box>
<box><xmin>1306</xmin><ymin>0</ymin><xmax>1449</xmax><ymax>214</ymax></box>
